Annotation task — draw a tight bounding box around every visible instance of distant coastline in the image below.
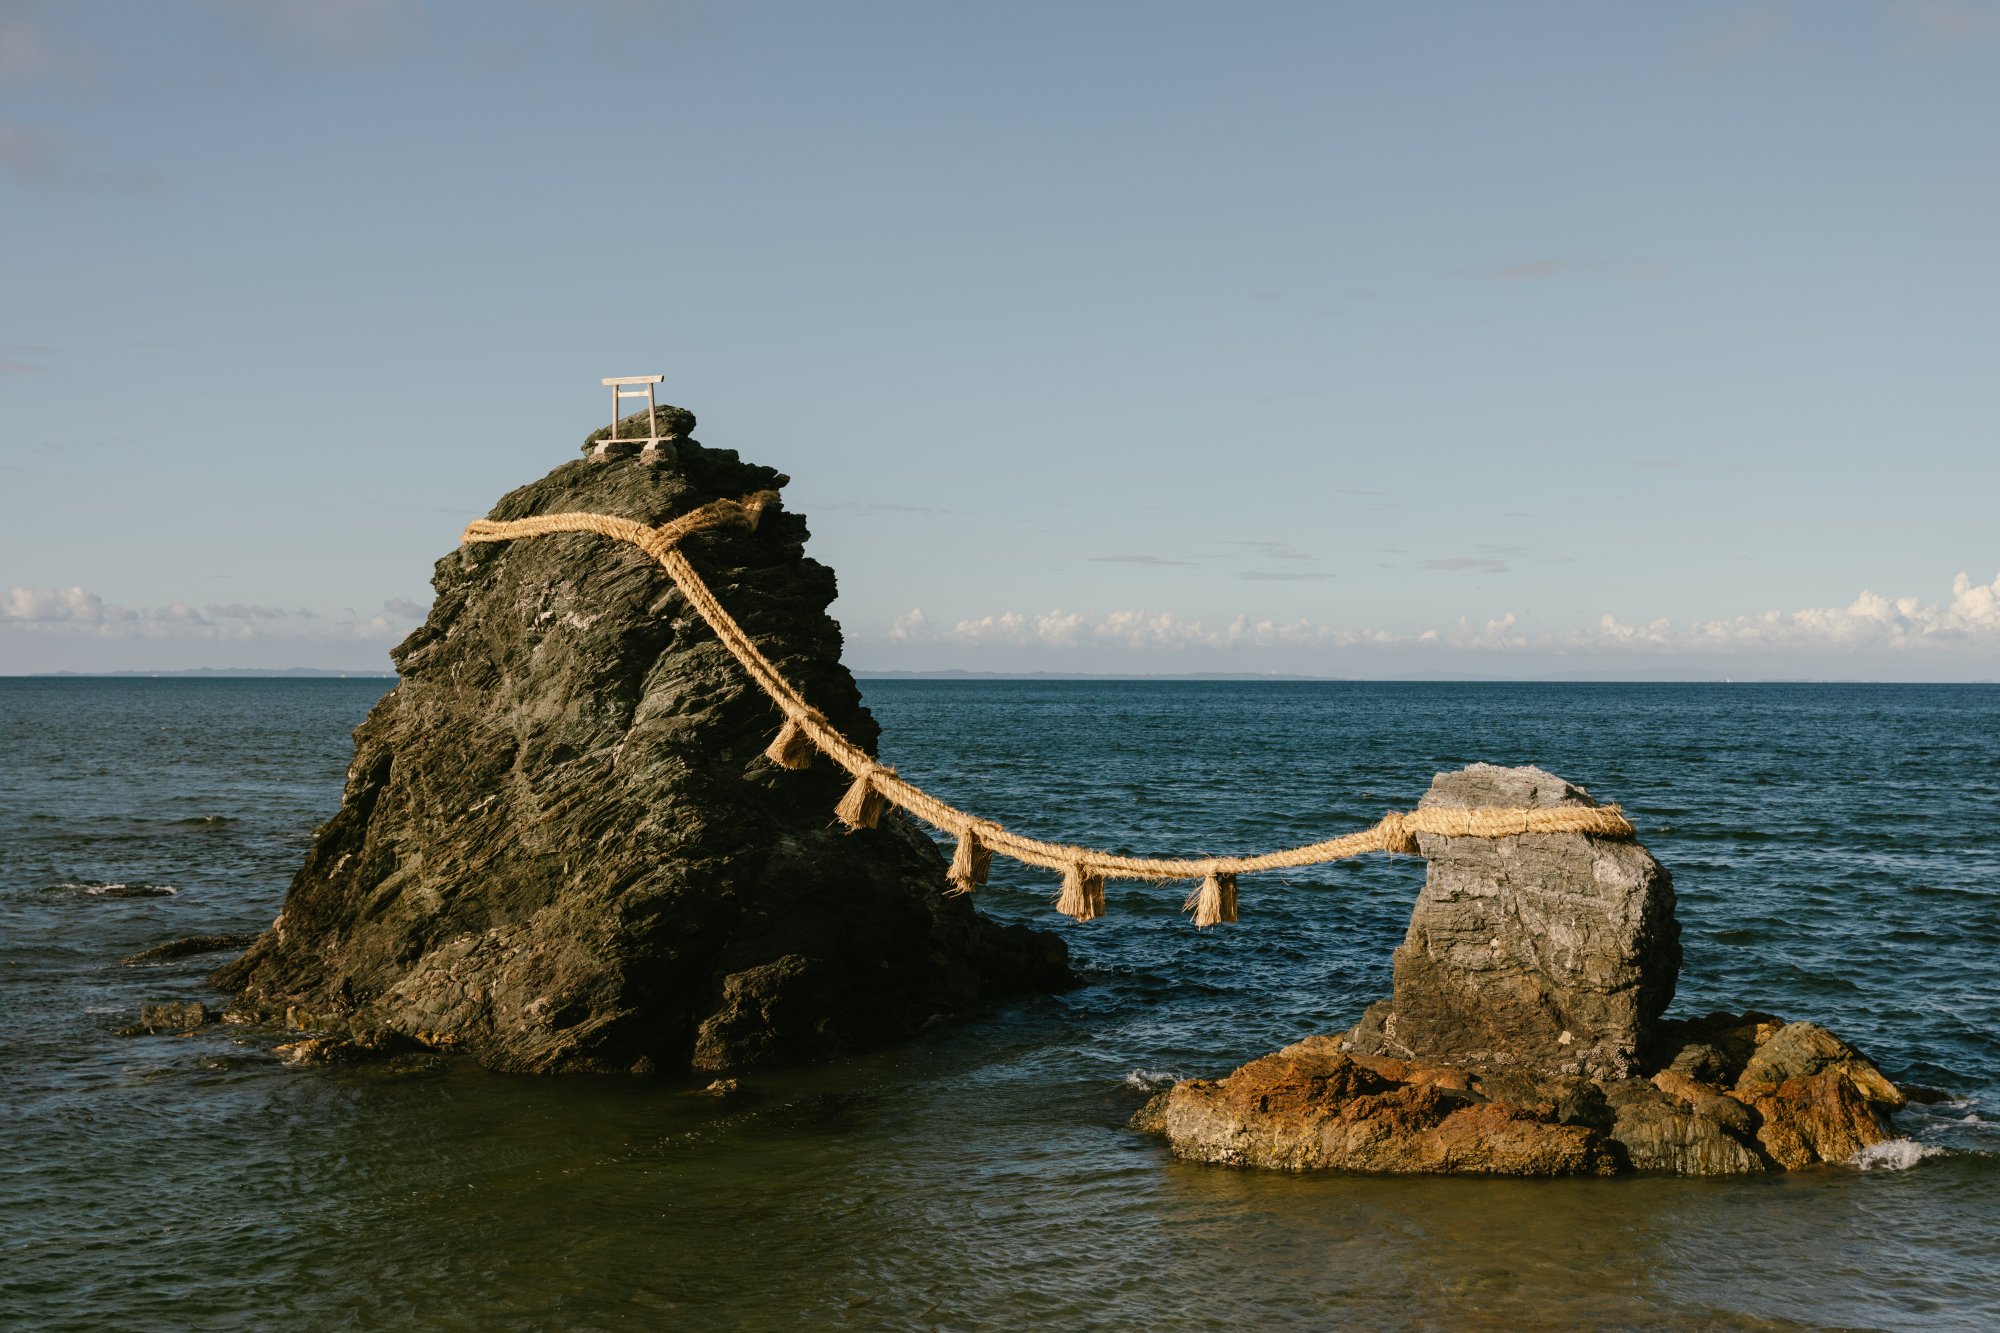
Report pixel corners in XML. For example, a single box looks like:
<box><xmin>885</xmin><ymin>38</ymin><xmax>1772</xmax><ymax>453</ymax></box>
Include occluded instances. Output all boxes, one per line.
<box><xmin>4</xmin><ymin>669</ymin><xmax>1992</xmax><ymax>684</ymax></box>
<box><xmin>19</xmin><ymin>669</ymin><xmax>398</xmax><ymax>679</ymax></box>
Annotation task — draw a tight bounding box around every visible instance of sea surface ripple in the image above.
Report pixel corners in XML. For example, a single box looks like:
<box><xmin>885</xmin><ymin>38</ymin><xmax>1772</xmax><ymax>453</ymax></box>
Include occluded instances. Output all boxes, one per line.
<box><xmin>1</xmin><ymin>678</ymin><xmax>1995</xmax><ymax>1330</ymax></box>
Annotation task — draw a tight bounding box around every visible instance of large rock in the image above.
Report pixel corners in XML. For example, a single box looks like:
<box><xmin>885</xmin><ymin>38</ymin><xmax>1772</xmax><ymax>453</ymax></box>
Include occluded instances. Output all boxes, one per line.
<box><xmin>215</xmin><ymin>410</ymin><xmax>1069</xmax><ymax>1073</ymax></box>
<box><xmin>1344</xmin><ymin>764</ymin><xmax>1679</xmax><ymax>1082</ymax></box>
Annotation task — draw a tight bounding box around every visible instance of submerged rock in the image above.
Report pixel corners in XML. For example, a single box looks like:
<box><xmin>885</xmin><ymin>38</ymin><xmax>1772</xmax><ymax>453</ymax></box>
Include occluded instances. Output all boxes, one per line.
<box><xmin>215</xmin><ymin>410</ymin><xmax>1070</xmax><ymax>1074</ymax></box>
<box><xmin>122</xmin><ymin>1001</ymin><xmax>214</xmax><ymax>1035</ymax></box>
<box><xmin>1138</xmin><ymin>764</ymin><xmax>1907</xmax><ymax>1176</ymax></box>
<box><xmin>123</xmin><ymin>933</ymin><xmax>260</xmax><ymax>966</ymax></box>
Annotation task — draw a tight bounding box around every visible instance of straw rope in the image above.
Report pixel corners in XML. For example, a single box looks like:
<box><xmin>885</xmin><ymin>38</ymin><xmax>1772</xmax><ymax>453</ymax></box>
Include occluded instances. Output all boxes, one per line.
<box><xmin>462</xmin><ymin>491</ymin><xmax>1637</xmax><ymax>926</ymax></box>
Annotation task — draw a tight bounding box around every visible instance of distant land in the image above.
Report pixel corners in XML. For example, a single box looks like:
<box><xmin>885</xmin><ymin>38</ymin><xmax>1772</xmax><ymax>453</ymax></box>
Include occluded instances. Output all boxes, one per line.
<box><xmin>854</xmin><ymin>669</ymin><xmax>1998</xmax><ymax>685</ymax></box>
<box><xmin>25</xmin><ymin>668</ymin><xmax>398</xmax><ymax>679</ymax></box>
<box><xmin>6</xmin><ymin>668</ymin><xmax>1991</xmax><ymax>684</ymax></box>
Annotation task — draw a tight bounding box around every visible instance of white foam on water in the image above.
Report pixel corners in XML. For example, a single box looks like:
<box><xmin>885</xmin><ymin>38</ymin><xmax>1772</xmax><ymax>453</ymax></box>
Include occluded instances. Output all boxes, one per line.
<box><xmin>55</xmin><ymin>881</ymin><xmax>178</xmax><ymax>898</ymax></box>
<box><xmin>1850</xmin><ymin>1139</ymin><xmax>1945</xmax><ymax>1171</ymax></box>
<box><xmin>1125</xmin><ymin>1069</ymin><xmax>1183</xmax><ymax>1091</ymax></box>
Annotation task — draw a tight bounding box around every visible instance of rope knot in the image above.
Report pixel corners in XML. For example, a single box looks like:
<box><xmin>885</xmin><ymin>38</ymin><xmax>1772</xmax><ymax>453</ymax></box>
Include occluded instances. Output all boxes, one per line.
<box><xmin>1379</xmin><ymin>812</ymin><xmax>1420</xmax><ymax>855</ymax></box>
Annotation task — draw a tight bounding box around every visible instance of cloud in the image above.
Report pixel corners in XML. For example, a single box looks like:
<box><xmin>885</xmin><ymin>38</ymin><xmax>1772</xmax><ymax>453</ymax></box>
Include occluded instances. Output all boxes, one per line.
<box><xmin>205</xmin><ymin>602</ymin><xmax>317</xmax><ymax>621</ymax></box>
<box><xmin>1699</xmin><ymin>9</ymin><xmax>1787</xmax><ymax>64</ymax></box>
<box><xmin>382</xmin><ymin>596</ymin><xmax>429</xmax><ymax>619</ymax></box>
<box><xmin>1893</xmin><ymin>0</ymin><xmax>2000</xmax><ymax>50</ymax></box>
<box><xmin>1423</xmin><ymin>557</ymin><xmax>1511</xmax><ymax>574</ymax></box>
<box><xmin>887</xmin><ymin>608</ymin><xmax>930</xmax><ymax>642</ymax></box>
<box><xmin>882</xmin><ymin>570</ymin><xmax>2000</xmax><ymax>661</ymax></box>
<box><xmin>0</xmin><ymin>118</ymin><xmax>164</xmax><ymax>191</ymax></box>
<box><xmin>2</xmin><ymin>586</ymin><xmax>402</xmax><ymax>642</ymax></box>
<box><xmin>1088</xmin><ymin>554</ymin><xmax>1192</xmax><ymax>566</ymax></box>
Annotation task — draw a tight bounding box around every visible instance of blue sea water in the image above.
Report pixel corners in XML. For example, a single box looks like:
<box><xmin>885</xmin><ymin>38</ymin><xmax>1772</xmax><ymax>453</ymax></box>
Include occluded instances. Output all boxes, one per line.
<box><xmin>1</xmin><ymin>677</ymin><xmax>1996</xmax><ymax>1330</ymax></box>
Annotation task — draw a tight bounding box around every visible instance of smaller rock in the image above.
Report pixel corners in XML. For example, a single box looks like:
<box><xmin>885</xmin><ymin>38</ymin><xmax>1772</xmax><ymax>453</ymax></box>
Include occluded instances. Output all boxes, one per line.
<box><xmin>581</xmin><ymin>405</ymin><xmax>698</xmax><ymax>456</ymax></box>
<box><xmin>129</xmin><ymin>1001</ymin><xmax>213</xmax><ymax>1034</ymax></box>
<box><xmin>1129</xmin><ymin>1090</ymin><xmax>1172</xmax><ymax>1137</ymax></box>
<box><xmin>1148</xmin><ymin>1043</ymin><xmax>1617</xmax><ymax>1176</ymax></box>
<box><xmin>274</xmin><ymin>1027</ymin><xmax>410</xmax><ymax>1066</ymax></box>
<box><xmin>123</xmin><ymin>933</ymin><xmax>260</xmax><ymax>966</ymax></box>
<box><xmin>1736</xmin><ymin>1021</ymin><xmax>1904</xmax><ymax>1110</ymax></box>
<box><xmin>1663</xmin><ymin>1042</ymin><xmax>1732</xmax><ymax>1085</ymax></box>
<box><xmin>702</xmin><ymin>1078</ymin><xmax>740</xmax><ymax>1097</ymax></box>
<box><xmin>1748</xmin><ymin>1070</ymin><xmax>1893</xmax><ymax>1169</ymax></box>
<box><xmin>1603</xmin><ymin>1077</ymin><xmax>1764</xmax><ymax>1175</ymax></box>
<box><xmin>1650</xmin><ymin>1069</ymin><xmax>1758</xmax><ymax>1140</ymax></box>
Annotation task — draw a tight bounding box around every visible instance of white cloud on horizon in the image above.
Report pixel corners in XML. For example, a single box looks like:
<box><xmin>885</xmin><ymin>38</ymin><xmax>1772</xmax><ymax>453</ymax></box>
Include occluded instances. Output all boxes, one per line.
<box><xmin>1</xmin><ymin>586</ymin><xmax>399</xmax><ymax>642</ymax></box>
<box><xmin>884</xmin><ymin>570</ymin><xmax>2000</xmax><ymax>659</ymax></box>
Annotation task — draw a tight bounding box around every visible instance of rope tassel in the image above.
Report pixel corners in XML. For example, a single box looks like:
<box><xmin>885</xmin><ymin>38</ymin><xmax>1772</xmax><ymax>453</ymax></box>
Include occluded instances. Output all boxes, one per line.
<box><xmin>1184</xmin><ymin>870</ymin><xmax>1239</xmax><ymax>929</ymax></box>
<box><xmin>946</xmin><ymin>823</ymin><xmax>996</xmax><ymax>896</ymax></box>
<box><xmin>834</xmin><ymin>764</ymin><xmax>892</xmax><ymax>830</ymax></box>
<box><xmin>1054</xmin><ymin>861</ymin><xmax>1107</xmax><ymax>922</ymax></box>
<box><xmin>763</xmin><ymin>715</ymin><xmax>817</xmax><ymax>770</ymax></box>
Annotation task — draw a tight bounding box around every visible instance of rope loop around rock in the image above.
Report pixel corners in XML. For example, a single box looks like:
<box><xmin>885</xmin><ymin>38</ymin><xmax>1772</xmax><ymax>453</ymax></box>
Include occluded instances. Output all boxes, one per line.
<box><xmin>460</xmin><ymin>490</ymin><xmax>1641</xmax><ymax>928</ymax></box>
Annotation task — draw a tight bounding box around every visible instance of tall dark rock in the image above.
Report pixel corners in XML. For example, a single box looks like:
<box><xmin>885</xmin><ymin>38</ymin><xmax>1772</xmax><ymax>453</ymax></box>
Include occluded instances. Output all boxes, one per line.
<box><xmin>215</xmin><ymin>410</ymin><xmax>1069</xmax><ymax>1073</ymax></box>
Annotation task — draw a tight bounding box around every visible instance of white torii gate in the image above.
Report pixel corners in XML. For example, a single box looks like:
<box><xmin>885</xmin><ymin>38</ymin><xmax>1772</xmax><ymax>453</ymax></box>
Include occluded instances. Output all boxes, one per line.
<box><xmin>596</xmin><ymin>374</ymin><xmax>671</xmax><ymax>457</ymax></box>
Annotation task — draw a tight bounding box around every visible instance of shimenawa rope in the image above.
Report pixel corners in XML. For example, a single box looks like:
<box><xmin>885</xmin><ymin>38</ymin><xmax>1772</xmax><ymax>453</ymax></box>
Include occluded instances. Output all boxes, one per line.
<box><xmin>462</xmin><ymin>491</ymin><xmax>1636</xmax><ymax>927</ymax></box>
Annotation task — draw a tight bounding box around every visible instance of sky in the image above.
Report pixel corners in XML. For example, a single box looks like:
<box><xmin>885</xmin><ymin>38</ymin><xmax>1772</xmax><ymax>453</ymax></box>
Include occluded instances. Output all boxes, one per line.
<box><xmin>2</xmin><ymin>0</ymin><xmax>1996</xmax><ymax>679</ymax></box>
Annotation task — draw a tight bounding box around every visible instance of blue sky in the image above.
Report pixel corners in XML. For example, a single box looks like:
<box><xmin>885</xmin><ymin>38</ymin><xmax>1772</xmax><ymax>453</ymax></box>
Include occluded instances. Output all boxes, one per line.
<box><xmin>3</xmin><ymin>1</ymin><xmax>1996</xmax><ymax>678</ymax></box>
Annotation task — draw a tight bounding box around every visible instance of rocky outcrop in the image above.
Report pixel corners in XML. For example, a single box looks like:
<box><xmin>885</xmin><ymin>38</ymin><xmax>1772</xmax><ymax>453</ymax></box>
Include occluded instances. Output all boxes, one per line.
<box><xmin>215</xmin><ymin>408</ymin><xmax>1069</xmax><ymax>1074</ymax></box>
<box><xmin>1136</xmin><ymin>765</ymin><xmax>1908</xmax><ymax>1175</ymax></box>
<box><xmin>1343</xmin><ymin>764</ymin><xmax>1679</xmax><ymax>1082</ymax></box>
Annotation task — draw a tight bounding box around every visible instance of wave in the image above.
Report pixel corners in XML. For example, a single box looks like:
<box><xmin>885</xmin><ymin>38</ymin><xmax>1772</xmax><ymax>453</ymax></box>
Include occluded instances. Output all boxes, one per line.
<box><xmin>167</xmin><ymin>815</ymin><xmax>236</xmax><ymax>827</ymax></box>
<box><xmin>1851</xmin><ymin>1139</ymin><xmax>1946</xmax><ymax>1171</ymax></box>
<box><xmin>49</xmin><ymin>881</ymin><xmax>178</xmax><ymax>899</ymax></box>
<box><xmin>1124</xmin><ymin>1069</ymin><xmax>1184</xmax><ymax>1091</ymax></box>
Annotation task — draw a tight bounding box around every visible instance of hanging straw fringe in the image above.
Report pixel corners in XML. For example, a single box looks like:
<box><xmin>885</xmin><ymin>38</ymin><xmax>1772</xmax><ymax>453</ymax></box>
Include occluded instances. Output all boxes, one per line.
<box><xmin>763</xmin><ymin>713</ymin><xmax>820</xmax><ymax>770</ymax></box>
<box><xmin>834</xmin><ymin>763</ymin><xmax>893</xmax><ymax>830</ymax></box>
<box><xmin>946</xmin><ymin>821</ymin><xmax>998</xmax><ymax>896</ymax></box>
<box><xmin>1055</xmin><ymin>861</ymin><xmax>1107</xmax><ymax>922</ymax></box>
<box><xmin>1184</xmin><ymin>870</ymin><xmax>1238</xmax><ymax>929</ymax></box>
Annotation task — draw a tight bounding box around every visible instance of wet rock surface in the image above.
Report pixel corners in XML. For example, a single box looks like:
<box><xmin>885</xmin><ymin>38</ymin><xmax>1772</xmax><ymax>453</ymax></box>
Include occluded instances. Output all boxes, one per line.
<box><xmin>1136</xmin><ymin>765</ymin><xmax>1907</xmax><ymax>1175</ymax></box>
<box><xmin>215</xmin><ymin>410</ymin><xmax>1070</xmax><ymax>1074</ymax></box>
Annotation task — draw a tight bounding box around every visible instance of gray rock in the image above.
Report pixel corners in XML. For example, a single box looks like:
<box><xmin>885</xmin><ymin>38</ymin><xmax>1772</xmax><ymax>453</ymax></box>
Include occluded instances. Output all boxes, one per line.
<box><xmin>214</xmin><ymin>423</ymin><xmax>1069</xmax><ymax>1073</ymax></box>
<box><xmin>1601</xmin><ymin>1076</ymin><xmax>1765</xmax><ymax>1175</ymax></box>
<box><xmin>122</xmin><ymin>933</ymin><xmax>260</xmax><ymax>966</ymax></box>
<box><xmin>1344</xmin><ymin>764</ymin><xmax>1679</xmax><ymax>1081</ymax></box>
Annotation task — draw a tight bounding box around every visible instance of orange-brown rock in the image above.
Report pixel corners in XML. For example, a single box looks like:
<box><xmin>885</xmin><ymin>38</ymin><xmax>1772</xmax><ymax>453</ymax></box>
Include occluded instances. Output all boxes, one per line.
<box><xmin>1735</xmin><ymin>1021</ymin><xmax>1905</xmax><ymax>1110</ymax></box>
<box><xmin>1748</xmin><ymin>1070</ymin><xmax>1893</xmax><ymax>1170</ymax></box>
<box><xmin>1149</xmin><ymin>1042</ymin><xmax>1617</xmax><ymax>1176</ymax></box>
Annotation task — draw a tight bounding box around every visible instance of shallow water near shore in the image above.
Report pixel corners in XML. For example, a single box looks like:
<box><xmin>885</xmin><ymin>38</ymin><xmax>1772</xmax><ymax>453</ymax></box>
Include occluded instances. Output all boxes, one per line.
<box><xmin>2</xmin><ymin>677</ymin><xmax>1997</xmax><ymax>1330</ymax></box>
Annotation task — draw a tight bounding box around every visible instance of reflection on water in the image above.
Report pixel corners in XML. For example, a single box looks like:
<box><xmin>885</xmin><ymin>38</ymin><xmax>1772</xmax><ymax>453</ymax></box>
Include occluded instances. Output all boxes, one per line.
<box><xmin>1</xmin><ymin>679</ymin><xmax>1996</xmax><ymax>1330</ymax></box>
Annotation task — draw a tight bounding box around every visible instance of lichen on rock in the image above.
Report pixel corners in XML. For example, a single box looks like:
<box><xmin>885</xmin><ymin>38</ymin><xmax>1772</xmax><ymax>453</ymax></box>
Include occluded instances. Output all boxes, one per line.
<box><xmin>214</xmin><ymin>410</ymin><xmax>1070</xmax><ymax>1074</ymax></box>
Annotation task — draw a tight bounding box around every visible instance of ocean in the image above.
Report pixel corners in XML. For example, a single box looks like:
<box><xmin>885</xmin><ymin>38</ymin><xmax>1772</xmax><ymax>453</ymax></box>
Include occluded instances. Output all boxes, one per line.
<box><xmin>2</xmin><ymin>677</ymin><xmax>1996</xmax><ymax>1330</ymax></box>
